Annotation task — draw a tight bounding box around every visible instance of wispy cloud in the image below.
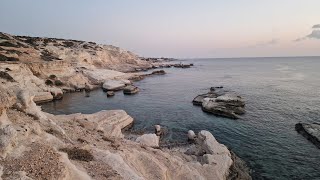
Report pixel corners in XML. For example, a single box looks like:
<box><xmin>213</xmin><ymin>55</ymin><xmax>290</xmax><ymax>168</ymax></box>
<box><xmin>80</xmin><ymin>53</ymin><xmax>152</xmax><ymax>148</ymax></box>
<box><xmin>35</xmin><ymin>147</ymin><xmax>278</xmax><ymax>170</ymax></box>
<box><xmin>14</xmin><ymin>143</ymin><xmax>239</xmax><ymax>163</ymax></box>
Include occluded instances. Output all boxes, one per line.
<box><xmin>250</xmin><ymin>39</ymin><xmax>279</xmax><ymax>48</ymax></box>
<box><xmin>295</xmin><ymin>24</ymin><xmax>320</xmax><ymax>41</ymax></box>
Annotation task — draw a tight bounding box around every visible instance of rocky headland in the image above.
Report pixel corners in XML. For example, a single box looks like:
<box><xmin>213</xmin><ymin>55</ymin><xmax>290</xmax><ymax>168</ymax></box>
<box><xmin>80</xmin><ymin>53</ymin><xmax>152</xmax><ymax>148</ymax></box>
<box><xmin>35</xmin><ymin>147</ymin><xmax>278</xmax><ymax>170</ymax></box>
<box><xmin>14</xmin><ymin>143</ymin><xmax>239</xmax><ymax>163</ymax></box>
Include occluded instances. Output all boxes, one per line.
<box><xmin>0</xmin><ymin>32</ymin><xmax>250</xmax><ymax>179</ymax></box>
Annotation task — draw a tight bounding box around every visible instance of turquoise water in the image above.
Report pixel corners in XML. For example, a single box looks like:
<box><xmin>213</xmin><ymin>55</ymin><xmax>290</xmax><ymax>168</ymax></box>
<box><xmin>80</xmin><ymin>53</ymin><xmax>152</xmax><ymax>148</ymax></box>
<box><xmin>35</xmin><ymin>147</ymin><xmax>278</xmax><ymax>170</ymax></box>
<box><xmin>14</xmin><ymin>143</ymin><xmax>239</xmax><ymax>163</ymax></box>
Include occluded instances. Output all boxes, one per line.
<box><xmin>42</xmin><ymin>57</ymin><xmax>320</xmax><ymax>179</ymax></box>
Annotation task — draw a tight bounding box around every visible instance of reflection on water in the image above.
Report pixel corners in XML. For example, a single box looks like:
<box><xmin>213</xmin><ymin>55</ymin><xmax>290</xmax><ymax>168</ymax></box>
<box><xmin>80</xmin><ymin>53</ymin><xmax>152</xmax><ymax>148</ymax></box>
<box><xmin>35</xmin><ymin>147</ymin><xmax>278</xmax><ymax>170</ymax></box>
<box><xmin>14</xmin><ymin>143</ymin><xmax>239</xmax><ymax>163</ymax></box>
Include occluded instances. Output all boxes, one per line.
<box><xmin>42</xmin><ymin>57</ymin><xmax>320</xmax><ymax>180</ymax></box>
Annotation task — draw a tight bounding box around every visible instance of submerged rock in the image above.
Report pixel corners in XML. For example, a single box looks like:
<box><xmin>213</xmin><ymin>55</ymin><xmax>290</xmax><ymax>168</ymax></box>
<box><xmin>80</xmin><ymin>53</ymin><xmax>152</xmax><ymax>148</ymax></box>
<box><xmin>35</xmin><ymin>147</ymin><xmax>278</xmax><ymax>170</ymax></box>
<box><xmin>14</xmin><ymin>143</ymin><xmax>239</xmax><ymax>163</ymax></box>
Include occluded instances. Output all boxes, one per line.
<box><xmin>123</xmin><ymin>85</ymin><xmax>139</xmax><ymax>95</ymax></box>
<box><xmin>295</xmin><ymin>122</ymin><xmax>320</xmax><ymax>149</ymax></box>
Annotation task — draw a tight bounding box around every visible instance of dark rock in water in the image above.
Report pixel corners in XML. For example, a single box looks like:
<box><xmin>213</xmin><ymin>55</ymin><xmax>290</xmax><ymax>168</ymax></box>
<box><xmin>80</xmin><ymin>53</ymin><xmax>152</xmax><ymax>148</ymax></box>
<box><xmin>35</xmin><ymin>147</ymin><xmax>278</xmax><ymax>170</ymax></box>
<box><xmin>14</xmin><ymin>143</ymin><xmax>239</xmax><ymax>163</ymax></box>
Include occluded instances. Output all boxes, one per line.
<box><xmin>172</xmin><ymin>63</ymin><xmax>192</xmax><ymax>68</ymax></box>
<box><xmin>193</xmin><ymin>89</ymin><xmax>245</xmax><ymax>119</ymax></box>
<box><xmin>151</xmin><ymin>70</ymin><xmax>166</xmax><ymax>75</ymax></box>
<box><xmin>106</xmin><ymin>91</ymin><xmax>115</xmax><ymax>97</ymax></box>
<box><xmin>123</xmin><ymin>85</ymin><xmax>139</xmax><ymax>95</ymax></box>
<box><xmin>295</xmin><ymin>123</ymin><xmax>320</xmax><ymax>149</ymax></box>
<box><xmin>181</xmin><ymin>64</ymin><xmax>191</xmax><ymax>68</ymax></box>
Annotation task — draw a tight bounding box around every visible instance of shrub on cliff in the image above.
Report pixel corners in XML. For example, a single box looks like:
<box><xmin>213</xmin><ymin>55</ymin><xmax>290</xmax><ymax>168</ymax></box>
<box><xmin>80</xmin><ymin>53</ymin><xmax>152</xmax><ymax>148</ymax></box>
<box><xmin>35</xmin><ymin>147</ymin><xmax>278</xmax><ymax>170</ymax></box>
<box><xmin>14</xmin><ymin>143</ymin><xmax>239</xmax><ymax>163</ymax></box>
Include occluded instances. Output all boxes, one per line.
<box><xmin>62</xmin><ymin>41</ymin><xmax>74</xmax><ymax>47</ymax></box>
<box><xmin>60</xmin><ymin>147</ymin><xmax>94</xmax><ymax>162</ymax></box>
<box><xmin>45</xmin><ymin>79</ymin><xmax>54</xmax><ymax>86</ymax></box>
<box><xmin>49</xmin><ymin>74</ymin><xmax>57</xmax><ymax>80</ymax></box>
<box><xmin>0</xmin><ymin>71</ymin><xmax>15</xmax><ymax>82</ymax></box>
<box><xmin>0</xmin><ymin>54</ymin><xmax>19</xmax><ymax>61</ymax></box>
<box><xmin>54</xmin><ymin>80</ymin><xmax>64</xmax><ymax>86</ymax></box>
<box><xmin>0</xmin><ymin>41</ymin><xmax>19</xmax><ymax>48</ymax></box>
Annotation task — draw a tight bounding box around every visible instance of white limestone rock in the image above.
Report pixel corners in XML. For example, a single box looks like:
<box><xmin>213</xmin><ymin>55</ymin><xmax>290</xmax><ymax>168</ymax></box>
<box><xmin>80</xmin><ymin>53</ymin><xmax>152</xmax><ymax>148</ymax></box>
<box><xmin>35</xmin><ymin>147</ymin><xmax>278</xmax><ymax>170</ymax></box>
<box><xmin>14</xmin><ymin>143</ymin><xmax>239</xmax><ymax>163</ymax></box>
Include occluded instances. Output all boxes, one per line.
<box><xmin>136</xmin><ymin>134</ymin><xmax>159</xmax><ymax>147</ymax></box>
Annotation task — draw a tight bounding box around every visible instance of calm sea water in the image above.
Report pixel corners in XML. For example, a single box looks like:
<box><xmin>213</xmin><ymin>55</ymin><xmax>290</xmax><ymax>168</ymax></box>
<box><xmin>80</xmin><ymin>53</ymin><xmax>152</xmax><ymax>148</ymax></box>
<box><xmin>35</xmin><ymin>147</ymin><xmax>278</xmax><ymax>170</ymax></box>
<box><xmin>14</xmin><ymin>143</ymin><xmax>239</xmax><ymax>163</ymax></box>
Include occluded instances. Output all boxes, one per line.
<box><xmin>42</xmin><ymin>57</ymin><xmax>320</xmax><ymax>180</ymax></box>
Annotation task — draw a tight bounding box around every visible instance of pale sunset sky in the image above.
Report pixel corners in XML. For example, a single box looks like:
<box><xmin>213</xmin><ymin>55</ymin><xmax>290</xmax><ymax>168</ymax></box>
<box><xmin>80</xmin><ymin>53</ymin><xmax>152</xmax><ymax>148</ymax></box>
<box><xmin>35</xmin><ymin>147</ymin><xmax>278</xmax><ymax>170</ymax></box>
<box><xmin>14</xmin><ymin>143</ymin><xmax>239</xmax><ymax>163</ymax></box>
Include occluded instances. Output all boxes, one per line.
<box><xmin>1</xmin><ymin>0</ymin><xmax>319</xmax><ymax>58</ymax></box>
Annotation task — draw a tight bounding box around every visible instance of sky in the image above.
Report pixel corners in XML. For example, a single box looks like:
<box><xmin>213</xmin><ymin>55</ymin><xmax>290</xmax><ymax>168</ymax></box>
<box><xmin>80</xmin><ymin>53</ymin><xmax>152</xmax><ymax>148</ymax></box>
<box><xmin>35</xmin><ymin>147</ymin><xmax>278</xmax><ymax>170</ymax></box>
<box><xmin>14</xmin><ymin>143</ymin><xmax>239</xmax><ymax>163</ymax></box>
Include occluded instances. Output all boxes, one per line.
<box><xmin>1</xmin><ymin>0</ymin><xmax>320</xmax><ymax>58</ymax></box>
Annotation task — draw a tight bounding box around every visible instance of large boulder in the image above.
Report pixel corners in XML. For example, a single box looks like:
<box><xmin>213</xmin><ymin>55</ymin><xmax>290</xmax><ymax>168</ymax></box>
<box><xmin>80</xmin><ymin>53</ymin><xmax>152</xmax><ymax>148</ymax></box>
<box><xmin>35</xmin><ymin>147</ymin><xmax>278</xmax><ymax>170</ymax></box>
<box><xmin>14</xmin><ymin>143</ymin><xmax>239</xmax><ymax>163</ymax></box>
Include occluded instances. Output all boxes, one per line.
<box><xmin>295</xmin><ymin>122</ymin><xmax>320</xmax><ymax>149</ymax></box>
<box><xmin>102</xmin><ymin>80</ymin><xmax>126</xmax><ymax>91</ymax></box>
<box><xmin>136</xmin><ymin>134</ymin><xmax>159</xmax><ymax>147</ymax></box>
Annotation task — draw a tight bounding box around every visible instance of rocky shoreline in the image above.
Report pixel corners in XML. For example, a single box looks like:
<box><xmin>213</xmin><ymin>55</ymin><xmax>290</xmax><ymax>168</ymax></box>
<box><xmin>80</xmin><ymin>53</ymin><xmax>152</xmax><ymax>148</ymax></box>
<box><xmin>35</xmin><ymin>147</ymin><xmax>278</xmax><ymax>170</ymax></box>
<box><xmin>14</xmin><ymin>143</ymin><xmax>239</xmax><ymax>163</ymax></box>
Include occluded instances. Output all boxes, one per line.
<box><xmin>0</xmin><ymin>32</ymin><xmax>251</xmax><ymax>179</ymax></box>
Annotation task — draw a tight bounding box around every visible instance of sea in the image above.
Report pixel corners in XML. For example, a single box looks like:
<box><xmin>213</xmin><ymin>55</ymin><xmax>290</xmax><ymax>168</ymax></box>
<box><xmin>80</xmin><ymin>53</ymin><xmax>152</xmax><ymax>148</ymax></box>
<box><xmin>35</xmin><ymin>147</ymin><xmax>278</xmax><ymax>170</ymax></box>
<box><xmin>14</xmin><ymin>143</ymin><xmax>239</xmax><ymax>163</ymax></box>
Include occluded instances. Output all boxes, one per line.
<box><xmin>41</xmin><ymin>57</ymin><xmax>320</xmax><ymax>180</ymax></box>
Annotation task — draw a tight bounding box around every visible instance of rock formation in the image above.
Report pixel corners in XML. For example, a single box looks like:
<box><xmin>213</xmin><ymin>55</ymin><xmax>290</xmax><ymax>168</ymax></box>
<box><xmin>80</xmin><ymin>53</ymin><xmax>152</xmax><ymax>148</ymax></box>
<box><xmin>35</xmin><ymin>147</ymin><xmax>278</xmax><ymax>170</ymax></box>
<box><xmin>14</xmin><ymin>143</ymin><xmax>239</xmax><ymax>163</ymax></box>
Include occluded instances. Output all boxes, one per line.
<box><xmin>295</xmin><ymin>122</ymin><xmax>320</xmax><ymax>149</ymax></box>
<box><xmin>193</xmin><ymin>88</ymin><xmax>245</xmax><ymax>119</ymax></box>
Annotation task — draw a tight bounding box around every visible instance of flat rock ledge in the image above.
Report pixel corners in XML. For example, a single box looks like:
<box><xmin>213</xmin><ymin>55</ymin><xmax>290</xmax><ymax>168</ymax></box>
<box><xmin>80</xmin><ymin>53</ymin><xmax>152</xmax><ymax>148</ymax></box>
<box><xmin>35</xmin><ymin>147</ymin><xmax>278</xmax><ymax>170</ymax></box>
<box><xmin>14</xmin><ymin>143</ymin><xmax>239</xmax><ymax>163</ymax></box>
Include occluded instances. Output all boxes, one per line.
<box><xmin>295</xmin><ymin>122</ymin><xmax>320</xmax><ymax>149</ymax></box>
<box><xmin>193</xmin><ymin>87</ymin><xmax>245</xmax><ymax>119</ymax></box>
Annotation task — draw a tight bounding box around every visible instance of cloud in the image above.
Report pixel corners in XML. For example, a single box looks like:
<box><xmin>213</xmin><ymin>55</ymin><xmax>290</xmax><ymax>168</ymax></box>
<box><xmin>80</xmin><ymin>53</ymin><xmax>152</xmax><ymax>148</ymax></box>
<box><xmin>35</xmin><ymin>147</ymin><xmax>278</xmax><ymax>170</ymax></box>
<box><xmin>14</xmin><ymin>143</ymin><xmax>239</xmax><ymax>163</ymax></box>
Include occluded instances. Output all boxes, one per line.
<box><xmin>295</xmin><ymin>24</ymin><xmax>320</xmax><ymax>41</ymax></box>
<box><xmin>250</xmin><ymin>39</ymin><xmax>279</xmax><ymax>47</ymax></box>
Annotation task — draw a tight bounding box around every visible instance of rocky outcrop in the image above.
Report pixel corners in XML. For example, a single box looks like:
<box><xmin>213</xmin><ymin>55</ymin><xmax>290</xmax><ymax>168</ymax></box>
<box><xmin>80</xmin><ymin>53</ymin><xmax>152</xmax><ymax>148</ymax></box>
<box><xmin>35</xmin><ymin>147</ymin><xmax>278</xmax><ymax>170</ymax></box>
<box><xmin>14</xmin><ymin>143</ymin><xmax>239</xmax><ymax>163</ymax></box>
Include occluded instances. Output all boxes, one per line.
<box><xmin>193</xmin><ymin>88</ymin><xmax>245</xmax><ymax>119</ymax></box>
<box><xmin>295</xmin><ymin>122</ymin><xmax>320</xmax><ymax>149</ymax></box>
